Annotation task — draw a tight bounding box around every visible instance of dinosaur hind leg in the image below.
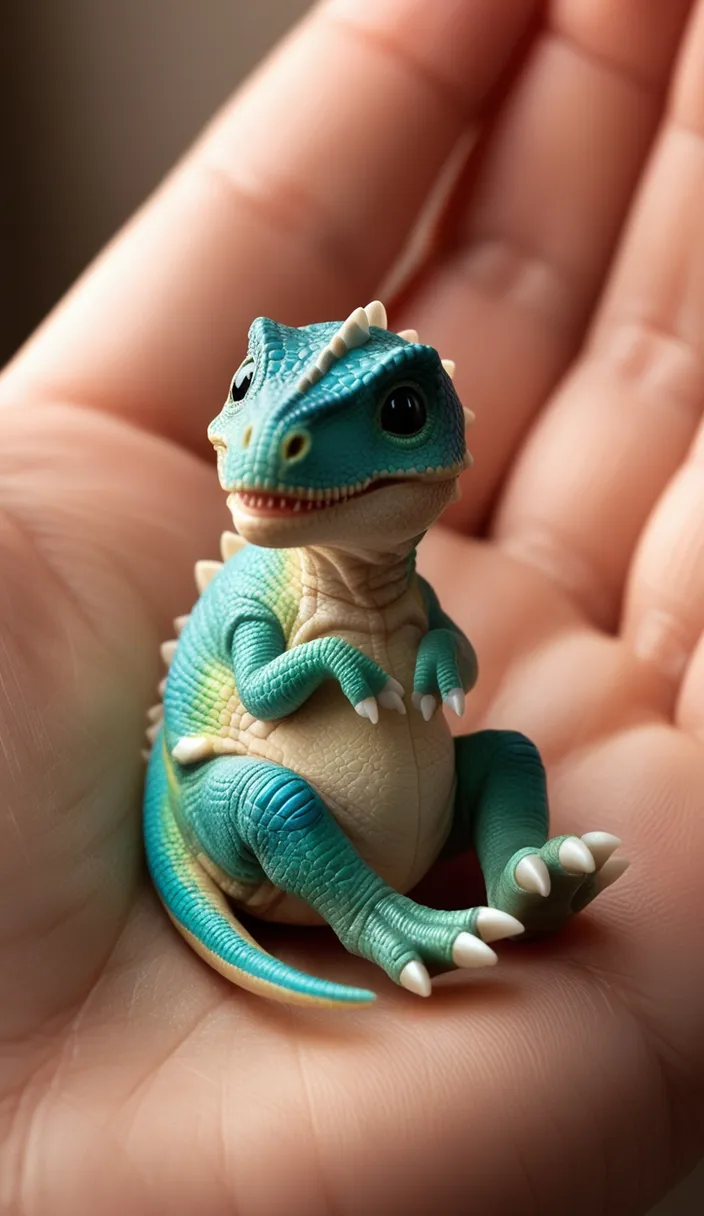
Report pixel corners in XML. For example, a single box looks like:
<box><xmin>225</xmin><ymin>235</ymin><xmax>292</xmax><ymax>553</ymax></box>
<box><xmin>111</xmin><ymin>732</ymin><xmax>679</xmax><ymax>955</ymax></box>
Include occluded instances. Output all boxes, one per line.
<box><xmin>449</xmin><ymin>730</ymin><xmax>629</xmax><ymax>934</ymax></box>
<box><xmin>181</xmin><ymin>755</ymin><xmax>512</xmax><ymax>995</ymax></box>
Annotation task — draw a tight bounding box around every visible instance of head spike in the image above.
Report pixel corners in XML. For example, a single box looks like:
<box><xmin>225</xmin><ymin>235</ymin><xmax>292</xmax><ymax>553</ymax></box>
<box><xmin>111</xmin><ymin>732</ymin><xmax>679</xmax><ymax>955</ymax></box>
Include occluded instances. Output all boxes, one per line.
<box><xmin>398</xmin><ymin>328</ymin><xmax>419</xmax><ymax>343</ymax></box>
<box><xmin>298</xmin><ymin>306</ymin><xmax>372</xmax><ymax>393</ymax></box>
<box><xmin>365</xmin><ymin>300</ymin><xmax>387</xmax><ymax>329</ymax></box>
<box><xmin>441</xmin><ymin>359</ymin><xmax>456</xmax><ymax>379</ymax></box>
<box><xmin>339</xmin><ymin>306</ymin><xmax>370</xmax><ymax>350</ymax></box>
<box><xmin>463</xmin><ymin>406</ymin><xmax>476</xmax><ymax>427</ymax></box>
<box><xmin>173</xmin><ymin>614</ymin><xmax>190</xmax><ymax>635</ymax></box>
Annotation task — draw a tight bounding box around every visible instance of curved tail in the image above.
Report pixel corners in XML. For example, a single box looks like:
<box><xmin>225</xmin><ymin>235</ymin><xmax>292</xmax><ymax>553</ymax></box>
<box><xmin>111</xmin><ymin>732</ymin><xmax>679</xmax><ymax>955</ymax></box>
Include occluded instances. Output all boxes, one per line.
<box><xmin>143</xmin><ymin>738</ymin><xmax>375</xmax><ymax>1008</ymax></box>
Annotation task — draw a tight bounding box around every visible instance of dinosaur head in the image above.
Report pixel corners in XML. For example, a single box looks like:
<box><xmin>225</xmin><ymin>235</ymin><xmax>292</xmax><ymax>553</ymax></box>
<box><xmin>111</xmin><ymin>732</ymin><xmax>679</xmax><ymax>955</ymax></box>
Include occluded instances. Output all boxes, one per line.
<box><xmin>207</xmin><ymin>303</ymin><xmax>472</xmax><ymax>551</ymax></box>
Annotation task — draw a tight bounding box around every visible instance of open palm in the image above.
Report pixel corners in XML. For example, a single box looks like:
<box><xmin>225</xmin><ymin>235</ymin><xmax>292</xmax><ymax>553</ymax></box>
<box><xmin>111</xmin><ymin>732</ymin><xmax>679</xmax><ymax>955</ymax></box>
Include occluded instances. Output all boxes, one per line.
<box><xmin>2</xmin><ymin>1</ymin><xmax>704</xmax><ymax>1212</ymax></box>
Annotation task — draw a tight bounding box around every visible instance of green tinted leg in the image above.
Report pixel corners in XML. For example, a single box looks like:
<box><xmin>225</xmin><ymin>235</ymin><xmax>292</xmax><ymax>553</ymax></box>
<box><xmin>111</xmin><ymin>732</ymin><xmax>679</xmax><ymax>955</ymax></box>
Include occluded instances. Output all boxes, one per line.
<box><xmin>451</xmin><ymin>731</ymin><xmax>626</xmax><ymax>933</ymax></box>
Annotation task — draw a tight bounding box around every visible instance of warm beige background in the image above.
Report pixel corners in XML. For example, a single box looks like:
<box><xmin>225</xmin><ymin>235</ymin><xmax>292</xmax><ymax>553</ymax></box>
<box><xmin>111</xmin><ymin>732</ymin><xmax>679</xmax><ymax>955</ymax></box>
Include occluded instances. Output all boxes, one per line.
<box><xmin>0</xmin><ymin>2</ymin><xmax>701</xmax><ymax>1210</ymax></box>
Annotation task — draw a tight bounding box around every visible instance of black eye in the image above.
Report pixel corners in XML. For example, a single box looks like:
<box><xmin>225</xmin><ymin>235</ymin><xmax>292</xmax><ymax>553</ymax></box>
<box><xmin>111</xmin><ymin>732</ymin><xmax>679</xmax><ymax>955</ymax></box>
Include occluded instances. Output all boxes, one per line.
<box><xmin>379</xmin><ymin>387</ymin><xmax>427</xmax><ymax>436</ymax></box>
<box><xmin>230</xmin><ymin>358</ymin><xmax>254</xmax><ymax>402</ymax></box>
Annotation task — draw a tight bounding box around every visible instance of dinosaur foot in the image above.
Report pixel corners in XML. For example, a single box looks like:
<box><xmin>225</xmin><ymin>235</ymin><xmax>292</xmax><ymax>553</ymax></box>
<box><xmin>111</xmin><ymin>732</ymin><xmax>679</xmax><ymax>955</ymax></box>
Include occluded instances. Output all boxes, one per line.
<box><xmin>348</xmin><ymin>895</ymin><xmax>524</xmax><ymax>997</ymax></box>
<box><xmin>488</xmin><ymin>832</ymin><xmax>629</xmax><ymax>934</ymax></box>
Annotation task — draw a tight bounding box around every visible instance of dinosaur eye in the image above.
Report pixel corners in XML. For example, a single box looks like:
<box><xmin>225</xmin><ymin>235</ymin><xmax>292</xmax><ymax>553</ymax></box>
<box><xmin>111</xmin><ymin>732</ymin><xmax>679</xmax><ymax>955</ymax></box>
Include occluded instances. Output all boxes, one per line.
<box><xmin>230</xmin><ymin>357</ymin><xmax>255</xmax><ymax>402</ymax></box>
<box><xmin>379</xmin><ymin>387</ymin><xmax>427</xmax><ymax>437</ymax></box>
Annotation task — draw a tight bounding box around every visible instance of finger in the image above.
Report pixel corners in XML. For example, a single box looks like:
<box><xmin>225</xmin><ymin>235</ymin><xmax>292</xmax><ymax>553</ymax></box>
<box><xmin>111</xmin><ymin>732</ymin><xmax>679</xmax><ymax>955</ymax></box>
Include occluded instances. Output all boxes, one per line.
<box><xmin>0</xmin><ymin>0</ymin><xmax>538</xmax><ymax>452</ymax></box>
<box><xmin>493</xmin><ymin>0</ymin><xmax>704</xmax><ymax>630</ymax></box>
<box><xmin>391</xmin><ymin>0</ymin><xmax>694</xmax><ymax>532</ymax></box>
<box><xmin>0</xmin><ymin>401</ymin><xmax>223</xmax><ymax>1037</ymax></box>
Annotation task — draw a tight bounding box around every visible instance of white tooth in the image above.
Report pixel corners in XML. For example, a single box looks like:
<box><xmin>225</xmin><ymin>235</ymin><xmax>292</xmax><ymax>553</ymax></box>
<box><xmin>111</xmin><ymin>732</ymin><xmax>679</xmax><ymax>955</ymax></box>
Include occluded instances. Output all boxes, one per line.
<box><xmin>399</xmin><ymin>961</ymin><xmax>431</xmax><ymax>997</ymax></box>
<box><xmin>279</xmin><ymin>498</ymin><xmax>287</xmax><ymax>508</ymax></box>
<box><xmin>306</xmin><ymin>502</ymin><xmax>314</xmax><ymax>511</ymax></box>
<box><xmin>293</xmin><ymin>501</ymin><xmax>302</xmax><ymax>512</ymax></box>
<box><xmin>195</xmin><ymin>560</ymin><xmax>223</xmax><ymax>593</ymax></box>
<box><xmin>266</xmin><ymin>498</ymin><xmax>274</xmax><ymax>508</ymax></box>
<box><xmin>398</xmin><ymin>328</ymin><xmax>419</xmax><ymax>343</ymax></box>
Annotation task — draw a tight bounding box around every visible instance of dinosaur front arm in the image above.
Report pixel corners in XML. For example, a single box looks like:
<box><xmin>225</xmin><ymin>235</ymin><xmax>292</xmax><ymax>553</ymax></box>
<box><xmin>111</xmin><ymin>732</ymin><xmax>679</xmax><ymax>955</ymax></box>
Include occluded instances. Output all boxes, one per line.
<box><xmin>413</xmin><ymin>575</ymin><xmax>478</xmax><ymax>719</ymax></box>
<box><xmin>231</xmin><ymin>615</ymin><xmax>392</xmax><ymax>721</ymax></box>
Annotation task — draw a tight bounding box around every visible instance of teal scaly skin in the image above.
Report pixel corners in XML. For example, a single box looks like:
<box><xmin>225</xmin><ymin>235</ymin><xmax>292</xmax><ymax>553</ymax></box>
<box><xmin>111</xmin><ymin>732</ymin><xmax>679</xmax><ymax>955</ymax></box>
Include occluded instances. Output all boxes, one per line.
<box><xmin>142</xmin><ymin>301</ymin><xmax>629</xmax><ymax>1008</ymax></box>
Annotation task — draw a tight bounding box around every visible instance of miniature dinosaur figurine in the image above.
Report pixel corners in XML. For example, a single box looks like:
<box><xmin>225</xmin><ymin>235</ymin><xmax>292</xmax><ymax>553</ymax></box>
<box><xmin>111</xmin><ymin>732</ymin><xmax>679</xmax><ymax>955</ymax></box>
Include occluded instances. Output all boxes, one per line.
<box><xmin>143</xmin><ymin>302</ymin><xmax>627</xmax><ymax>1007</ymax></box>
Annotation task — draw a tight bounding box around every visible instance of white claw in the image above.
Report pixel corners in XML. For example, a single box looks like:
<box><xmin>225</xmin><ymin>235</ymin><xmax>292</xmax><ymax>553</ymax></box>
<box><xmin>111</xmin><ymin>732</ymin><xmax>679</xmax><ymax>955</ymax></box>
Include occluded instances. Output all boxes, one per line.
<box><xmin>384</xmin><ymin>676</ymin><xmax>405</xmax><ymax>697</ymax></box>
<box><xmin>559</xmin><ymin>837</ymin><xmax>596</xmax><ymax>875</ymax></box>
<box><xmin>596</xmin><ymin>856</ymin><xmax>630</xmax><ymax>892</ymax></box>
<box><xmin>452</xmin><ymin>933</ymin><xmax>497</xmax><ymax>968</ymax></box>
<box><xmin>581</xmin><ymin>831</ymin><xmax>622</xmax><ymax>870</ymax></box>
<box><xmin>476</xmin><ymin>908</ymin><xmax>525</xmax><ymax>943</ymax></box>
<box><xmin>515</xmin><ymin>855</ymin><xmax>551</xmax><ymax>897</ymax></box>
<box><xmin>378</xmin><ymin>688</ymin><xmax>406</xmax><ymax>715</ymax></box>
<box><xmin>355</xmin><ymin>697</ymin><xmax>379</xmax><ymax>725</ymax></box>
<box><xmin>399</xmin><ymin>961</ymin><xmax>432</xmax><ymax>997</ymax></box>
<box><xmin>444</xmin><ymin>687</ymin><xmax>465</xmax><ymax>718</ymax></box>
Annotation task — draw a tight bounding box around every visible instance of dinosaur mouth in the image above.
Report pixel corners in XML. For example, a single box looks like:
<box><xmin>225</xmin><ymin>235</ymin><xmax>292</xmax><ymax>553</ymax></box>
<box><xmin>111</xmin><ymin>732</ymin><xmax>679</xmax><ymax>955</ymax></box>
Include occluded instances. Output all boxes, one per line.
<box><xmin>229</xmin><ymin>479</ymin><xmax>401</xmax><ymax>517</ymax></box>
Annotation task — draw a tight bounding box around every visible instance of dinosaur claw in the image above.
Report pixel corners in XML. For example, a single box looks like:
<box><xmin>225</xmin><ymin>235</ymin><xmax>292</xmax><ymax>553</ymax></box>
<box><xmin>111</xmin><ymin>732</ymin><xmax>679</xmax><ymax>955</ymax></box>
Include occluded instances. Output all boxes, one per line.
<box><xmin>399</xmin><ymin>961</ymin><xmax>432</xmax><ymax>997</ymax></box>
<box><xmin>452</xmin><ymin>933</ymin><xmax>497</xmax><ymax>968</ymax></box>
<box><xmin>580</xmin><ymin>831</ymin><xmax>622</xmax><ymax>870</ymax></box>
<box><xmin>514</xmin><ymin>855</ymin><xmax>551</xmax><ymax>897</ymax></box>
<box><xmin>355</xmin><ymin>697</ymin><xmax>379</xmax><ymax>725</ymax></box>
<box><xmin>378</xmin><ymin>679</ymin><xmax>406</xmax><ymax>714</ymax></box>
<box><xmin>559</xmin><ymin>837</ymin><xmax>596</xmax><ymax>875</ymax></box>
<box><xmin>476</xmin><ymin>909</ymin><xmax>524</xmax><ymax>943</ymax></box>
<box><xmin>411</xmin><ymin>693</ymin><xmax>437</xmax><ymax>720</ymax></box>
<box><xmin>444</xmin><ymin>687</ymin><xmax>465</xmax><ymax>718</ymax></box>
<box><xmin>596</xmin><ymin>856</ymin><xmax>630</xmax><ymax>892</ymax></box>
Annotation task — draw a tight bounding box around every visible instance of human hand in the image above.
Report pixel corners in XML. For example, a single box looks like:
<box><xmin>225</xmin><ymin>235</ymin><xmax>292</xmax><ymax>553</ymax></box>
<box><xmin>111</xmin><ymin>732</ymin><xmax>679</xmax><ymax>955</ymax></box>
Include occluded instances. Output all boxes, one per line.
<box><xmin>1</xmin><ymin>1</ymin><xmax>703</xmax><ymax>1212</ymax></box>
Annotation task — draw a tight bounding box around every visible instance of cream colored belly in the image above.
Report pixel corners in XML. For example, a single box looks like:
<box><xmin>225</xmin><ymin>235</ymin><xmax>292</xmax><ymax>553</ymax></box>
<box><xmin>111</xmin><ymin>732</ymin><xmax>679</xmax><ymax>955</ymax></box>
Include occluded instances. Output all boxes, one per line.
<box><xmin>235</xmin><ymin>626</ymin><xmax>456</xmax><ymax>921</ymax></box>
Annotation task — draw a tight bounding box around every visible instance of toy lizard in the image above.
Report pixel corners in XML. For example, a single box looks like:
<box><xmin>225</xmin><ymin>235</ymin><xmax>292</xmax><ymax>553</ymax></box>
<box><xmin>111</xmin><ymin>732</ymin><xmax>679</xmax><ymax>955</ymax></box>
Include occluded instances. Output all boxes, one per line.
<box><xmin>143</xmin><ymin>302</ymin><xmax>628</xmax><ymax>1007</ymax></box>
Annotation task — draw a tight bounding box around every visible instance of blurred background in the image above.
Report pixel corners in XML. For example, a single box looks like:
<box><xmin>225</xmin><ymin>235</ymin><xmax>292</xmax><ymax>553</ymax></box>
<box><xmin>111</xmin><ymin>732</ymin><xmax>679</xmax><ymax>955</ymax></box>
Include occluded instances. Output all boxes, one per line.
<box><xmin>0</xmin><ymin>1</ymin><xmax>701</xmax><ymax>1210</ymax></box>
